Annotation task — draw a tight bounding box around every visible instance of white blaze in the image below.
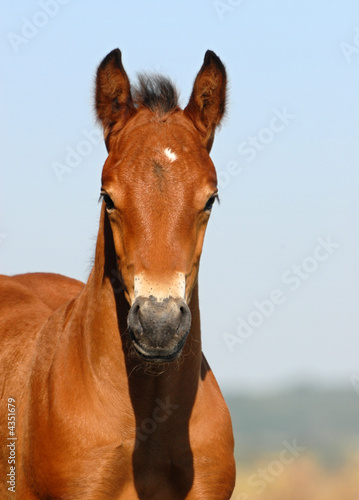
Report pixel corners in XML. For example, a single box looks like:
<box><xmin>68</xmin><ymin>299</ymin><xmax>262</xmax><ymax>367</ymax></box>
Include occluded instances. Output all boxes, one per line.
<box><xmin>163</xmin><ymin>147</ymin><xmax>177</xmax><ymax>162</ymax></box>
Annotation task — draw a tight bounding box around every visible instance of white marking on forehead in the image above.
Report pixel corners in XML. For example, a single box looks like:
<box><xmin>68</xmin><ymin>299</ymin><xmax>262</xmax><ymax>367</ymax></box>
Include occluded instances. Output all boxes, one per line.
<box><xmin>134</xmin><ymin>272</ymin><xmax>185</xmax><ymax>301</ymax></box>
<box><xmin>163</xmin><ymin>147</ymin><xmax>177</xmax><ymax>162</ymax></box>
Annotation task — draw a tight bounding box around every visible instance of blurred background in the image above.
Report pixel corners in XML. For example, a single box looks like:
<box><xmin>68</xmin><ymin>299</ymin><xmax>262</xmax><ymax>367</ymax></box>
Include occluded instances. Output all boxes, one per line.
<box><xmin>1</xmin><ymin>1</ymin><xmax>359</xmax><ymax>498</ymax></box>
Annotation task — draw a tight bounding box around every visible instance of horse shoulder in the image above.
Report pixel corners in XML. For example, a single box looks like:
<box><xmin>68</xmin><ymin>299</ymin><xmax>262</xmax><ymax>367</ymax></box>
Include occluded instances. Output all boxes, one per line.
<box><xmin>189</xmin><ymin>354</ymin><xmax>236</xmax><ymax>499</ymax></box>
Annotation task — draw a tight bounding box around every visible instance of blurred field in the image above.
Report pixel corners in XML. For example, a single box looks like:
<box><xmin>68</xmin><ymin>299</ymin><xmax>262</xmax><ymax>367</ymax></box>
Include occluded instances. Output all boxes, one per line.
<box><xmin>231</xmin><ymin>455</ymin><xmax>359</xmax><ymax>500</ymax></box>
<box><xmin>226</xmin><ymin>386</ymin><xmax>359</xmax><ymax>500</ymax></box>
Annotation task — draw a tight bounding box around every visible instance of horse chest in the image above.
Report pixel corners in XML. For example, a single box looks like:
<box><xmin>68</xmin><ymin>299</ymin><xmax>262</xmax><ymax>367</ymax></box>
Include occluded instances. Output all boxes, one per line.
<box><xmin>37</xmin><ymin>442</ymin><xmax>192</xmax><ymax>499</ymax></box>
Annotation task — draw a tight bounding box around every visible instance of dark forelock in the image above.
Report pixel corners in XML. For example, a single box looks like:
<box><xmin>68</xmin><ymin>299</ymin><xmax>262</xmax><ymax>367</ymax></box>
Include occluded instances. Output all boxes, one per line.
<box><xmin>132</xmin><ymin>74</ymin><xmax>179</xmax><ymax>115</ymax></box>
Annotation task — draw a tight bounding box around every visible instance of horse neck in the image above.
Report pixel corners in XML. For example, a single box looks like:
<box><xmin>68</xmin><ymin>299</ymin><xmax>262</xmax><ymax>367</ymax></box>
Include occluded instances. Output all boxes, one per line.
<box><xmin>73</xmin><ymin>206</ymin><xmax>203</xmax><ymax>402</ymax></box>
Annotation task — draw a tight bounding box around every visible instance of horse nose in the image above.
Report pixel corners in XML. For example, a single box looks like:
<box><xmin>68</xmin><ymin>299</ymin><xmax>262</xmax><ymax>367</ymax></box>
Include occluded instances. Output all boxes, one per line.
<box><xmin>128</xmin><ymin>296</ymin><xmax>191</xmax><ymax>361</ymax></box>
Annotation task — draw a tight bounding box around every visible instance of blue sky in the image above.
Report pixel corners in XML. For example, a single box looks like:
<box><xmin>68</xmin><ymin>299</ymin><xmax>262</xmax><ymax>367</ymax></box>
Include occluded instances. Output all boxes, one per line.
<box><xmin>1</xmin><ymin>0</ymin><xmax>358</xmax><ymax>394</ymax></box>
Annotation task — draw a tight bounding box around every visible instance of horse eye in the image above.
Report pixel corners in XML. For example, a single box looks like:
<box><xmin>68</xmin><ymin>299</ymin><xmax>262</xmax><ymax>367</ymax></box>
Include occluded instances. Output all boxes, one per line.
<box><xmin>204</xmin><ymin>195</ymin><xmax>217</xmax><ymax>212</ymax></box>
<box><xmin>101</xmin><ymin>193</ymin><xmax>115</xmax><ymax>211</ymax></box>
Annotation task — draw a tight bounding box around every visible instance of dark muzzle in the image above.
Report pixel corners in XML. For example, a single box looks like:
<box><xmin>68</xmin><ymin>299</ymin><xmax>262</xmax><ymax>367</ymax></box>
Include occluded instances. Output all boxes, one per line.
<box><xmin>127</xmin><ymin>296</ymin><xmax>191</xmax><ymax>362</ymax></box>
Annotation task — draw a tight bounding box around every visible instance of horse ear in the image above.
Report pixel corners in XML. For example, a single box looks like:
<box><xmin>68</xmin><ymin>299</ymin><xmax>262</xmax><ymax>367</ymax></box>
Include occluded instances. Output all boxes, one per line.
<box><xmin>184</xmin><ymin>50</ymin><xmax>227</xmax><ymax>152</ymax></box>
<box><xmin>95</xmin><ymin>49</ymin><xmax>135</xmax><ymax>149</ymax></box>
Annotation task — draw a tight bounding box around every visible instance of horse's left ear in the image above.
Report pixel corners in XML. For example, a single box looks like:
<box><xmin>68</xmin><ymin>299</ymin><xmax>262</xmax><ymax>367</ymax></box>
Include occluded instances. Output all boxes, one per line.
<box><xmin>184</xmin><ymin>50</ymin><xmax>227</xmax><ymax>152</ymax></box>
<box><xmin>95</xmin><ymin>49</ymin><xmax>135</xmax><ymax>150</ymax></box>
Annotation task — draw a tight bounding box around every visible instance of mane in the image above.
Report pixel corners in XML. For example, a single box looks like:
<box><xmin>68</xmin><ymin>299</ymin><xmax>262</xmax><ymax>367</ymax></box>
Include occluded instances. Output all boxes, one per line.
<box><xmin>132</xmin><ymin>73</ymin><xmax>179</xmax><ymax>115</ymax></box>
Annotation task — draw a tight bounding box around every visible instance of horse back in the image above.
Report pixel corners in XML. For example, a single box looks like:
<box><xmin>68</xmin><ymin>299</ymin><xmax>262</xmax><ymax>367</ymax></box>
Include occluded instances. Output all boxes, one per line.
<box><xmin>11</xmin><ymin>272</ymin><xmax>84</xmax><ymax>311</ymax></box>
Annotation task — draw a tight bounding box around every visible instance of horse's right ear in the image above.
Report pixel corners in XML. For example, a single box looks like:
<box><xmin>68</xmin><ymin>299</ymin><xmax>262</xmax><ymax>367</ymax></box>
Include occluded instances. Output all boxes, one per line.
<box><xmin>95</xmin><ymin>49</ymin><xmax>135</xmax><ymax>150</ymax></box>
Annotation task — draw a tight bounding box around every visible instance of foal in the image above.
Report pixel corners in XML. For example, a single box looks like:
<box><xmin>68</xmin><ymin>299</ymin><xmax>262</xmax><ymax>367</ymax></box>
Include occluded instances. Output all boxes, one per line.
<box><xmin>0</xmin><ymin>49</ymin><xmax>235</xmax><ymax>499</ymax></box>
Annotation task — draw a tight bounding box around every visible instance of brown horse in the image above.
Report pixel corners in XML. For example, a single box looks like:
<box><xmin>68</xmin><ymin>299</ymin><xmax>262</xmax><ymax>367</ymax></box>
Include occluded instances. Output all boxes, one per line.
<box><xmin>0</xmin><ymin>49</ymin><xmax>235</xmax><ymax>499</ymax></box>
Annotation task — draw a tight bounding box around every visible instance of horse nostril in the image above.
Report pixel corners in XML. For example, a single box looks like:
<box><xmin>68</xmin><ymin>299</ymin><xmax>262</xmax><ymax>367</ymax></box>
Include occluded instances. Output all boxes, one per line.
<box><xmin>128</xmin><ymin>298</ymin><xmax>145</xmax><ymax>336</ymax></box>
<box><xmin>177</xmin><ymin>300</ymin><xmax>191</xmax><ymax>332</ymax></box>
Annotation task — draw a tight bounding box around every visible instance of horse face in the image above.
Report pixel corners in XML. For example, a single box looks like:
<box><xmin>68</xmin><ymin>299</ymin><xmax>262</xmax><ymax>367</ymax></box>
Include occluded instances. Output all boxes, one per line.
<box><xmin>101</xmin><ymin>114</ymin><xmax>218</xmax><ymax>361</ymax></box>
<box><xmin>96</xmin><ymin>50</ymin><xmax>226</xmax><ymax>362</ymax></box>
